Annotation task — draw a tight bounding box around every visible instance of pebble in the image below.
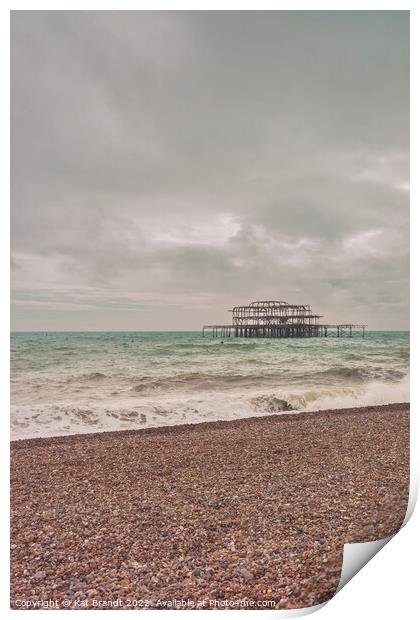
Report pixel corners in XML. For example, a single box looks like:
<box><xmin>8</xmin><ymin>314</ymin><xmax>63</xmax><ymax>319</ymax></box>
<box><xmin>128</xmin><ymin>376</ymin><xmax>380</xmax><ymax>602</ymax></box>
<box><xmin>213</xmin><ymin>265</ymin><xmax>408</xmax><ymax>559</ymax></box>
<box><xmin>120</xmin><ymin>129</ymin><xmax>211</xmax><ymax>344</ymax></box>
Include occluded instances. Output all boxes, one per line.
<box><xmin>10</xmin><ymin>403</ymin><xmax>409</xmax><ymax>610</ymax></box>
<box><xmin>237</xmin><ymin>568</ymin><xmax>254</xmax><ymax>581</ymax></box>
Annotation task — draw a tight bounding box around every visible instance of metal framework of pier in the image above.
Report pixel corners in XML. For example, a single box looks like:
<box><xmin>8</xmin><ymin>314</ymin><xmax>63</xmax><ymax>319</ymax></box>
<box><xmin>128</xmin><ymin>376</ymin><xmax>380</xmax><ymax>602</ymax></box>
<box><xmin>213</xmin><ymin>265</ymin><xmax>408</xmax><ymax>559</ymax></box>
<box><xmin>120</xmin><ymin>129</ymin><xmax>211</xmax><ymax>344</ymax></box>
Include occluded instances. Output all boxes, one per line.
<box><xmin>203</xmin><ymin>300</ymin><xmax>366</xmax><ymax>338</ymax></box>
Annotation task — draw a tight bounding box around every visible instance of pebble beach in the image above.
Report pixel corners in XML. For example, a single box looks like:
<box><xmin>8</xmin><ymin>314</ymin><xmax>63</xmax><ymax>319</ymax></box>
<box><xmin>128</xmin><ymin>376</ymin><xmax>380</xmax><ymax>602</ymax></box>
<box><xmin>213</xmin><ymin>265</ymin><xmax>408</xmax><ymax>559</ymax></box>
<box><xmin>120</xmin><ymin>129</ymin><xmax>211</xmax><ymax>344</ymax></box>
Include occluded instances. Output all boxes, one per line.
<box><xmin>10</xmin><ymin>403</ymin><xmax>409</xmax><ymax>610</ymax></box>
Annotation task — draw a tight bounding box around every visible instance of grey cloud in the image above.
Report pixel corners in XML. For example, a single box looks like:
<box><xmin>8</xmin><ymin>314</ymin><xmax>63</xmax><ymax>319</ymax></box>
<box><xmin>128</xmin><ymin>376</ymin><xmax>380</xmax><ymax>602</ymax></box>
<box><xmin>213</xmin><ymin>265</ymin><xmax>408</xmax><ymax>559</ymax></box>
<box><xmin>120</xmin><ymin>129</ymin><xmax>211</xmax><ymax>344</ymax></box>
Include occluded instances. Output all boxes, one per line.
<box><xmin>11</xmin><ymin>11</ymin><xmax>409</xmax><ymax>330</ymax></box>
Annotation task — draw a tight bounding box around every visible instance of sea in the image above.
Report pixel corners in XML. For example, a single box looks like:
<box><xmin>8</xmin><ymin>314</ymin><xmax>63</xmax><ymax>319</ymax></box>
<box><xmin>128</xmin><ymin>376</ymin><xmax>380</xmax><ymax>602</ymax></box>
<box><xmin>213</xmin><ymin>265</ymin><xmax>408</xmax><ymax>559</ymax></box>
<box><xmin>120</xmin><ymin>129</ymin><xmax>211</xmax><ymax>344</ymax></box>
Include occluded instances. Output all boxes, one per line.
<box><xmin>10</xmin><ymin>331</ymin><xmax>409</xmax><ymax>440</ymax></box>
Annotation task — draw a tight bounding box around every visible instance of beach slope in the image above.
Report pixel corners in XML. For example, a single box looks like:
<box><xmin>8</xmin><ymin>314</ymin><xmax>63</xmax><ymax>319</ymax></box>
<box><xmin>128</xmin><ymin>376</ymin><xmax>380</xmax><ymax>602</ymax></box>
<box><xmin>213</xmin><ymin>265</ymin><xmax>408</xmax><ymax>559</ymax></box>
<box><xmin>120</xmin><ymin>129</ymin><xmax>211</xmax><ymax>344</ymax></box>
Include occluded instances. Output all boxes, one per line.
<box><xmin>11</xmin><ymin>403</ymin><xmax>409</xmax><ymax>610</ymax></box>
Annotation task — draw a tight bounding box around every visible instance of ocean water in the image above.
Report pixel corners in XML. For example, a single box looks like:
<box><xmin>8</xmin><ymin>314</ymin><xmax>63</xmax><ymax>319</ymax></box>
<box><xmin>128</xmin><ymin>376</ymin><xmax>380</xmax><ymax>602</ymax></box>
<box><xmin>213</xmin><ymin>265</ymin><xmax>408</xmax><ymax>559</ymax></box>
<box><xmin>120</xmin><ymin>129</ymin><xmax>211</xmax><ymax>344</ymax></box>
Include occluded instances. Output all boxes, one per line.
<box><xmin>11</xmin><ymin>331</ymin><xmax>409</xmax><ymax>439</ymax></box>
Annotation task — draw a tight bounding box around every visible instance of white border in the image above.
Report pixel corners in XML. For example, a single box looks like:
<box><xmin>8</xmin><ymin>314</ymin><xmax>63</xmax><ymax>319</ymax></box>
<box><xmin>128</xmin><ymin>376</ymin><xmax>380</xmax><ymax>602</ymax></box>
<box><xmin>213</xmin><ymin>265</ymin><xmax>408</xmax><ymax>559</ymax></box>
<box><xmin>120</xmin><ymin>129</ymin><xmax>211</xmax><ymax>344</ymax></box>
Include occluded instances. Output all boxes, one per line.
<box><xmin>2</xmin><ymin>3</ymin><xmax>417</xmax><ymax>618</ymax></box>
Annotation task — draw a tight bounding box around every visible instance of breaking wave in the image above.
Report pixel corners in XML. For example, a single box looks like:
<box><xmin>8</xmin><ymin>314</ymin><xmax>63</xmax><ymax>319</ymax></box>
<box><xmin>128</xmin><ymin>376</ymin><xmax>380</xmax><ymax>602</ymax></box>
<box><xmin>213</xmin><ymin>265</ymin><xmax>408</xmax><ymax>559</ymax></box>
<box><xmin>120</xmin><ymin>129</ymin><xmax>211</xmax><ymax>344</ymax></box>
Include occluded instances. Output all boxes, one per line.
<box><xmin>128</xmin><ymin>366</ymin><xmax>407</xmax><ymax>395</ymax></box>
<box><xmin>11</xmin><ymin>375</ymin><xmax>409</xmax><ymax>440</ymax></box>
<box><xmin>11</xmin><ymin>330</ymin><xmax>409</xmax><ymax>440</ymax></box>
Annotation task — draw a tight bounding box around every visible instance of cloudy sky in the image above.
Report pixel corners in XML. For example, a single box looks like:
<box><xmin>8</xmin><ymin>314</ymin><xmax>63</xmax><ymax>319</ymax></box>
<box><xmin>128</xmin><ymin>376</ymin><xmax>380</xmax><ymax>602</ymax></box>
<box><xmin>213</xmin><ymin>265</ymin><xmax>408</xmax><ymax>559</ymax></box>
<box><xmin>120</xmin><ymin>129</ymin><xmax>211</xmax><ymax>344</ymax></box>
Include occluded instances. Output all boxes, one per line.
<box><xmin>11</xmin><ymin>11</ymin><xmax>409</xmax><ymax>331</ymax></box>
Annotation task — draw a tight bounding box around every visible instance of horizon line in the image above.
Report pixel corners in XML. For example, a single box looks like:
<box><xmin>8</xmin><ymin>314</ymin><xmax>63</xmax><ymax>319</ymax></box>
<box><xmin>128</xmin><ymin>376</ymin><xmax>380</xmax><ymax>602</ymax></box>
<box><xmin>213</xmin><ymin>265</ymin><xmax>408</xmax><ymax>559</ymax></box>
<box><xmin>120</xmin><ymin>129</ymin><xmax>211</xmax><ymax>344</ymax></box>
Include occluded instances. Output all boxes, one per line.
<box><xmin>10</xmin><ymin>328</ymin><xmax>410</xmax><ymax>334</ymax></box>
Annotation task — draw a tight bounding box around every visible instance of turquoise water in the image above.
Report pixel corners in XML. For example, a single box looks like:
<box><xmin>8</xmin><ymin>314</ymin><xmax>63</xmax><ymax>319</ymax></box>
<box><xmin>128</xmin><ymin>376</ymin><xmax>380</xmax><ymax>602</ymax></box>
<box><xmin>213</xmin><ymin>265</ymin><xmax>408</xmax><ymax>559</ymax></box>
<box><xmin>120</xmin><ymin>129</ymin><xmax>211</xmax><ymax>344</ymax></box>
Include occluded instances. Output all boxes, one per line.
<box><xmin>11</xmin><ymin>331</ymin><xmax>409</xmax><ymax>439</ymax></box>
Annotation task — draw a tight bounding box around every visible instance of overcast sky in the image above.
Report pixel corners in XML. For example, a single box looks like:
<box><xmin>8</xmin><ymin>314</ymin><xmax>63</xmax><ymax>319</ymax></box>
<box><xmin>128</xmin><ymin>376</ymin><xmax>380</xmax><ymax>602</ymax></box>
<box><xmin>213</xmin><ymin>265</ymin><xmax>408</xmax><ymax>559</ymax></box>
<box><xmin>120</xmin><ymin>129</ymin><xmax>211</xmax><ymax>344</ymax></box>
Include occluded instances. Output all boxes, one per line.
<box><xmin>11</xmin><ymin>11</ymin><xmax>409</xmax><ymax>331</ymax></box>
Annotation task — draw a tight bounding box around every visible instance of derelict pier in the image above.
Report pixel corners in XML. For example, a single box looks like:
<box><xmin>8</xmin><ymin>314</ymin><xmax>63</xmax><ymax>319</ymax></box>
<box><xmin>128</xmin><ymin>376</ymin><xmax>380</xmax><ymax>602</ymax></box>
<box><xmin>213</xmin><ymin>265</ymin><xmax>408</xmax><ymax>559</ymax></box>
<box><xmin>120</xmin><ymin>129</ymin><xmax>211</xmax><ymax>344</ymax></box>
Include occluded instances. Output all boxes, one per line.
<box><xmin>202</xmin><ymin>300</ymin><xmax>366</xmax><ymax>338</ymax></box>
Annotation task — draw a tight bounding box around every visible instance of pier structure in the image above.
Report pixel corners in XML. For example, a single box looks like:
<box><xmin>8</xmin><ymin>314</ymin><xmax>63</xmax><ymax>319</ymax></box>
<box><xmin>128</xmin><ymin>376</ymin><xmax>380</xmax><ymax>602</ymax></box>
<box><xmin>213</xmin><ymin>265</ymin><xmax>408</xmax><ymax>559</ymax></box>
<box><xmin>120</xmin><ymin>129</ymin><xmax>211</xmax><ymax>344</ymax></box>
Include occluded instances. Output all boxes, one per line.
<box><xmin>202</xmin><ymin>300</ymin><xmax>366</xmax><ymax>338</ymax></box>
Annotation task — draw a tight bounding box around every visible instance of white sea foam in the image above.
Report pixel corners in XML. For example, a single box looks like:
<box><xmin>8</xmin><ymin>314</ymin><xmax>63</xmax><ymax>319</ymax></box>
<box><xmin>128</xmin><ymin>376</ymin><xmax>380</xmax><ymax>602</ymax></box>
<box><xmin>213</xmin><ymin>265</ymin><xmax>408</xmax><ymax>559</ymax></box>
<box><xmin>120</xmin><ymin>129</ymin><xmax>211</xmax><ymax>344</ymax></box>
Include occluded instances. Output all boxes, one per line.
<box><xmin>11</xmin><ymin>375</ymin><xmax>409</xmax><ymax>440</ymax></box>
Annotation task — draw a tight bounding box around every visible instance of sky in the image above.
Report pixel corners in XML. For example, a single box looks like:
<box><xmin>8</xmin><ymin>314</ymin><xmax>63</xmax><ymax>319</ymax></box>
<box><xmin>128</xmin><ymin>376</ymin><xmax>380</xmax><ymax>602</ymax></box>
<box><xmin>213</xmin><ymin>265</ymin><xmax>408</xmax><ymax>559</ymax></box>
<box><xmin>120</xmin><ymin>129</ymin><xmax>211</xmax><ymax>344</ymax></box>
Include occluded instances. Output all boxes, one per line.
<box><xmin>11</xmin><ymin>11</ymin><xmax>409</xmax><ymax>331</ymax></box>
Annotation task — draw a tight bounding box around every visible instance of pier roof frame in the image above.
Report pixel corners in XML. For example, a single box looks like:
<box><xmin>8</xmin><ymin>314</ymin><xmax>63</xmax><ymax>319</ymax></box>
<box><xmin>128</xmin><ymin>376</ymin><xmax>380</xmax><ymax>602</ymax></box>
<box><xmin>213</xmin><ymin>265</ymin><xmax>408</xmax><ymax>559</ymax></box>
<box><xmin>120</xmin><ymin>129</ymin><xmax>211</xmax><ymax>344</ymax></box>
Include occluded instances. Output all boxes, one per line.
<box><xmin>231</xmin><ymin>300</ymin><xmax>311</xmax><ymax>311</ymax></box>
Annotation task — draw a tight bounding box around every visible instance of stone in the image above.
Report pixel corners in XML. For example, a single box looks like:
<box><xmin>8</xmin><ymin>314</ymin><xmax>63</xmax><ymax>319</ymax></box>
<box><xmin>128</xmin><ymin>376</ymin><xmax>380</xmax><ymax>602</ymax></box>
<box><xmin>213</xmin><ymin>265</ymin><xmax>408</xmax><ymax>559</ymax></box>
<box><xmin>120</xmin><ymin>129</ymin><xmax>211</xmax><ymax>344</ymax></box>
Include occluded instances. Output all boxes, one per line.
<box><xmin>237</xmin><ymin>567</ymin><xmax>254</xmax><ymax>581</ymax></box>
